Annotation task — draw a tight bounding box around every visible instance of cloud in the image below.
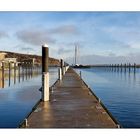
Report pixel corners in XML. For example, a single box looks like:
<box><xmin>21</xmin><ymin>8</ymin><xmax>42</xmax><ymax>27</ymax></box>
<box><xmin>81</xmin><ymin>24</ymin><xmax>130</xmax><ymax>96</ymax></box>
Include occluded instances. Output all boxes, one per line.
<box><xmin>57</xmin><ymin>47</ymin><xmax>72</xmax><ymax>55</ymax></box>
<box><xmin>16</xmin><ymin>24</ymin><xmax>79</xmax><ymax>46</ymax></box>
<box><xmin>0</xmin><ymin>30</ymin><xmax>9</xmax><ymax>39</ymax></box>
<box><xmin>48</xmin><ymin>25</ymin><xmax>79</xmax><ymax>35</ymax></box>
<box><xmin>16</xmin><ymin>29</ymin><xmax>56</xmax><ymax>46</ymax></box>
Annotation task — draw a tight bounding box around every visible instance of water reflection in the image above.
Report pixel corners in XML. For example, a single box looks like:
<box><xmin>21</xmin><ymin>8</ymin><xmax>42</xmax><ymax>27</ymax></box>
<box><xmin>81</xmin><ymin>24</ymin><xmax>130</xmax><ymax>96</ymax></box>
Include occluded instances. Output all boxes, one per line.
<box><xmin>0</xmin><ymin>67</ymin><xmax>58</xmax><ymax>128</ymax></box>
<box><xmin>0</xmin><ymin>65</ymin><xmax>42</xmax><ymax>89</ymax></box>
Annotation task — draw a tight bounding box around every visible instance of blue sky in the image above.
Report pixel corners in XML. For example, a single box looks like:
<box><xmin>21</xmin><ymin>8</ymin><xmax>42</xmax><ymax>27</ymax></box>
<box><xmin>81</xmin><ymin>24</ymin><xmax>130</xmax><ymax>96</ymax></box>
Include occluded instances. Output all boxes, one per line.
<box><xmin>0</xmin><ymin>12</ymin><xmax>140</xmax><ymax>64</ymax></box>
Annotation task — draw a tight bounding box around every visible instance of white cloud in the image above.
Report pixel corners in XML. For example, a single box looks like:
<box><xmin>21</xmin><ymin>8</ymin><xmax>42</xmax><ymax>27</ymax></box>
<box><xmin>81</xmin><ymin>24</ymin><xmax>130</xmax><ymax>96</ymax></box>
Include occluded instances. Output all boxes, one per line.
<box><xmin>48</xmin><ymin>25</ymin><xmax>79</xmax><ymax>35</ymax></box>
<box><xmin>57</xmin><ymin>47</ymin><xmax>72</xmax><ymax>55</ymax></box>
<box><xmin>16</xmin><ymin>29</ymin><xmax>56</xmax><ymax>46</ymax></box>
<box><xmin>15</xmin><ymin>24</ymin><xmax>79</xmax><ymax>46</ymax></box>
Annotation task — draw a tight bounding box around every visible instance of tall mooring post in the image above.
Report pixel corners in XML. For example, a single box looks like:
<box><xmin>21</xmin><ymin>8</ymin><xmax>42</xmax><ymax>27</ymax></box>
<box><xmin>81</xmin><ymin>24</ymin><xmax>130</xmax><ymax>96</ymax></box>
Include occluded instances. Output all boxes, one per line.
<box><xmin>42</xmin><ymin>44</ymin><xmax>49</xmax><ymax>101</ymax></box>
<box><xmin>60</xmin><ymin>59</ymin><xmax>64</xmax><ymax>76</ymax></box>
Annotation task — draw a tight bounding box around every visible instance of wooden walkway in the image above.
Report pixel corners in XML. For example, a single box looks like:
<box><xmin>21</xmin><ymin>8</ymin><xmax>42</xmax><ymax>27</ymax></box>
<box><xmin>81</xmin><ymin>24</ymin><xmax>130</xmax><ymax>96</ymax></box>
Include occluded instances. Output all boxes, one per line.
<box><xmin>20</xmin><ymin>68</ymin><xmax>118</xmax><ymax>128</ymax></box>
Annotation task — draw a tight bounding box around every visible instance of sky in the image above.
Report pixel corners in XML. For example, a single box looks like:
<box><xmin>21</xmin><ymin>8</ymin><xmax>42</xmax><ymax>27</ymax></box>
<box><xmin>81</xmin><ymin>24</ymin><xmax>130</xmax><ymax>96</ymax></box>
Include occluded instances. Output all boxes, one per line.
<box><xmin>0</xmin><ymin>12</ymin><xmax>140</xmax><ymax>64</ymax></box>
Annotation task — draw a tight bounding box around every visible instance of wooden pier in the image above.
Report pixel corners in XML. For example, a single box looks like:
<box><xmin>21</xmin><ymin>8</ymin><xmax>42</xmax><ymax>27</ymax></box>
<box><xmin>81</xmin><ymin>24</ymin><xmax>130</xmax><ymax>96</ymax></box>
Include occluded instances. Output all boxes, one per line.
<box><xmin>20</xmin><ymin>67</ymin><xmax>119</xmax><ymax>128</ymax></box>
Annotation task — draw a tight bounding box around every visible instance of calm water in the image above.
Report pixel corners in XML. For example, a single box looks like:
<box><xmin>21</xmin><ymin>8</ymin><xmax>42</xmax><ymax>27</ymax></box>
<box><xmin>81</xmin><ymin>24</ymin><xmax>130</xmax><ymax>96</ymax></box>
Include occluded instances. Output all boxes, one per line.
<box><xmin>0</xmin><ymin>67</ymin><xmax>58</xmax><ymax>128</ymax></box>
<box><xmin>75</xmin><ymin>67</ymin><xmax>140</xmax><ymax>128</ymax></box>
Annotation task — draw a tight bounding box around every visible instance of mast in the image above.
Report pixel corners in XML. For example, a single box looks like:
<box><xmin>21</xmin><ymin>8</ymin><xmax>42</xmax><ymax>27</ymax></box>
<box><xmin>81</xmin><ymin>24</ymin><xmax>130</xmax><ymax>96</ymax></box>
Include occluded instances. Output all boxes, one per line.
<box><xmin>75</xmin><ymin>44</ymin><xmax>78</xmax><ymax>65</ymax></box>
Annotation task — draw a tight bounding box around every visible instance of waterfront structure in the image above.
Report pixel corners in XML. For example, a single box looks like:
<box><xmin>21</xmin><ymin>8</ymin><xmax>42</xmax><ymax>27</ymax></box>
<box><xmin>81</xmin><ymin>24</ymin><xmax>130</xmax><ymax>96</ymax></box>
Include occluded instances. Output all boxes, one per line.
<box><xmin>21</xmin><ymin>58</ymin><xmax>36</xmax><ymax>65</ymax></box>
<box><xmin>20</xmin><ymin>67</ymin><xmax>119</xmax><ymax>128</ymax></box>
<box><xmin>0</xmin><ymin>53</ymin><xmax>7</xmax><ymax>61</ymax></box>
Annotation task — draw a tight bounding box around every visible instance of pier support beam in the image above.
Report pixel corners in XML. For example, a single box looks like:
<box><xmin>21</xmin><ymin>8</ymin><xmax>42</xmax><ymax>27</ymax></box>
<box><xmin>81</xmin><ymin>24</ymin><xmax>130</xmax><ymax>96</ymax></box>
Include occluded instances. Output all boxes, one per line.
<box><xmin>42</xmin><ymin>44</ymin><xmax>49</xmax><ymax>101</ymax></box>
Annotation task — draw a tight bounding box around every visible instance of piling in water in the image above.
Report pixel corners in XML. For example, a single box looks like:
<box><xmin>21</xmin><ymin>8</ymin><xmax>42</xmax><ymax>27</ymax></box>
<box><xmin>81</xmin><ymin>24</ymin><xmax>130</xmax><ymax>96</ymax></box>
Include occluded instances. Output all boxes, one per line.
<box><xmin>2</xmin><ymin>62</ymin><xmax>4</xmax><ymax>88</ymax></box>
<box><xmin>14</xmin><ymin>62</ymin><xmax>16</xmax><ymax>84</ymax></box>
<box><xmin>8</xmin><ymin>62</ymin><xmax>11</xmax><ymax>86</ymax></box>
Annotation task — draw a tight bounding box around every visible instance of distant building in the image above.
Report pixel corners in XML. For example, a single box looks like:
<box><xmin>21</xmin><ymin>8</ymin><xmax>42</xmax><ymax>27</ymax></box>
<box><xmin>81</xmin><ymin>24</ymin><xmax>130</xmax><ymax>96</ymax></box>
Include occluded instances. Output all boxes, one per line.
<box><xmin>0</xmin><ymin>53</ymin><xmax>7</xmax><ymax>61</ymax></box>
<box><xmin>4</xmin><ymin>58</ymin><xmax>17</xmax><ymax>63</ymax></box>
<box><xmin>21</xmin><ymin>58</ymin><xmax>36</xmax><ymax>65</ymax></box>
<box><xmin>0</xmin><ymin>58</ymin><xmax>17</xmax><ymax>68</ymax></box>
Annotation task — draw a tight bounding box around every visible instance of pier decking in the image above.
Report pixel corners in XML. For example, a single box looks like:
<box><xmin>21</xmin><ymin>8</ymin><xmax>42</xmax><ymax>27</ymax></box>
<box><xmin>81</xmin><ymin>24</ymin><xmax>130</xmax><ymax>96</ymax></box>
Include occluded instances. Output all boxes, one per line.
<box><xmin>21</xmin><ymin>68</ymin><xmax>118</xmax><ymax>128</ymax></box>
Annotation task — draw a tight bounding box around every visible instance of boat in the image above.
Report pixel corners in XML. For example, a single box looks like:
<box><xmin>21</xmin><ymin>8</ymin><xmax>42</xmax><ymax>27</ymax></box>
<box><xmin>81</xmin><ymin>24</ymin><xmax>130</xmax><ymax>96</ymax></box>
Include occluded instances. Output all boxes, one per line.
<box><xmin>72</xmin><ymin>44</ymin><xmax>90</xmax><ymax>69</ymax></box>
<box><xmin>72</xmin><ymin>64</ymin><xmax>91</xmax><ymax>68</ymax></box>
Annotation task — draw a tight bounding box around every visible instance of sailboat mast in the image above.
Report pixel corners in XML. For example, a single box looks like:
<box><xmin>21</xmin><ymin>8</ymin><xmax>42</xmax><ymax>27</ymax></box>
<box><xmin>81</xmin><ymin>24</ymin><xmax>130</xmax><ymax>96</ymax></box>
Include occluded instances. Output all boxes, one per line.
<box><xmin>75</xmin><ymin>45</ymin><xmax>77</xmax><ymax>65</ymax></box>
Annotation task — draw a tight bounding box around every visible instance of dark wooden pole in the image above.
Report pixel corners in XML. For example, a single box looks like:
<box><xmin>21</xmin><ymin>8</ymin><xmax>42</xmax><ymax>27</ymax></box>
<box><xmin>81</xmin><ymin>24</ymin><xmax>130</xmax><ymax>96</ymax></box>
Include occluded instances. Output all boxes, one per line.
<box><xmin>60</xmin><ymin>59</ymin><xmax>64</xmax><ymax>76</ymax></box>
<box><xmin>42</xmin><ymin>44</ymin><xmax>49</xmax><ymax>101</ymax></box>
<box><xmin>134</xmin><ymin>63</ymin><xmax>136</xmax><ymax>73</ymax></box>
<box><xmin>129</xmin><ymin>63</ymin><xmax>131</xmax><ymax>73</ymax></box>
<box><xmin>14</xmin><ymin>62</ymin><xmax>16</xmax><ymax>84</ymax></box>
<box><xmin>22</xmin><ymin>62</ymin><xmax>24</xmax><ymax>81</ymax></box>
<box><xmin>8</xmin><ymin>62</ymin><xmax>11</xmax><ymax>86</ymax></box>
<box><xmin>2</xmin><ymin>62</ymin><xmax>4</xmax><ymax>88</ymax></box>
<box><xmin>124</xmin><ymin>63</ymin><xmax>126</xmax><ymax>72</ymax></box>
<box><xmin>30</xmin><ymin>62</ymin><xmax>32</xmax><ymax>77</ymax></box>
<box><xmin>42</xmin><ymin>46</ymin><xmax>49</xmax><ymax>73</ymax></box>
<box><xmin>120</xmin><ymin>63</ymin><xmax>122</xmax><ymax>72</ymax></box>
<box><xmin>18</xmin><ymin>63</ymin><xmax>20</xmax><ymax>83</ymax></box>
<box><xmin>25</xmin><ymin>62</ymin><xmax>27</xmax><ymax>80</ymax></box>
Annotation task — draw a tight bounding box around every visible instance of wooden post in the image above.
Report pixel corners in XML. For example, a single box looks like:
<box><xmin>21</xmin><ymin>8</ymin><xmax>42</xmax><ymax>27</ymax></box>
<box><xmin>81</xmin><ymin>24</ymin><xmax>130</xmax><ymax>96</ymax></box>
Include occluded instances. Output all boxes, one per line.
<box><xmin>129</xmin><ymin>63</ymin><xmax>131</xmax><ymax>73</ymax></box>
<box><xmin>124</xmin><ymin>63</ymin><xmax>126</xmax><ymax>72</ymax></box>
<box><xmin>111</xmin><ymin>64</ymin><xmax>113</xmax><ymax>71</ymax></box>
<box><xmin>2</xmin><ymin>62</ymin><xmax>4</xmax><ymax>88</ymax></box>
<box><xmin>22</xmin><ymin>62</ymin><xmax>24</xmax><ymax>81</ymax></box>
<box><xmin>8</xmin><ymin>61</ymin><xmax>11</xmax><ymax>86</ymax></box>
<box><xmin>32</xmin><ymin>64</ymin><xmax>35</xmax><ymax>77</ymax></box>
<box><xmin>134</xmin><ymin>63</ymin><xmax>136</xmax><ymax>73</ymax></box>
<box><xmin>114</xmin><ymin>64</ymin><xmax>116</xmax><ymax>72</ymax></box>
<box><xmin>18</xmin><ymin>63</ymin><xmax>20</xmax><ymax>83</ymax></box>
<box><xmin>60</xmin><ymin>59</ymin><xmax>64</xmax><ymax>76</ymax></box>
<box><xmin>28</xmin><ymin>62</ymin><xmax>30</xmax><ymax>78</ymax></box>
<box><xmin>14</xmin><ymin>62</ymin><xmax>16</xmax><ymax>84</ymax></box>
<box><xmin>117</xmin><ymin>64</ymin><xmax>119</xmax><ymax>72</ymax></box>
<box><xmin>25</xmin><ymin>62</ymin><xmax>27</xmax><ymax>80</ymax></box>
<box><xmin>42</xmin><ymin>44</ymin><xmax>49</xmax><ymax>101</ymax></box>
<box><xmin>27</xmin><ymin>62</ymin><xmax>30</xmax><ymax>78</ymax></box>
<box><xmin>120</xmin><ymin>63</ymin><xmax>122</xmax><ymax>72</ymax></box>
<box><xmin>31</xmin><ymin>62</ymin><xmax>33</xmax><ymax>78</ymax></box>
